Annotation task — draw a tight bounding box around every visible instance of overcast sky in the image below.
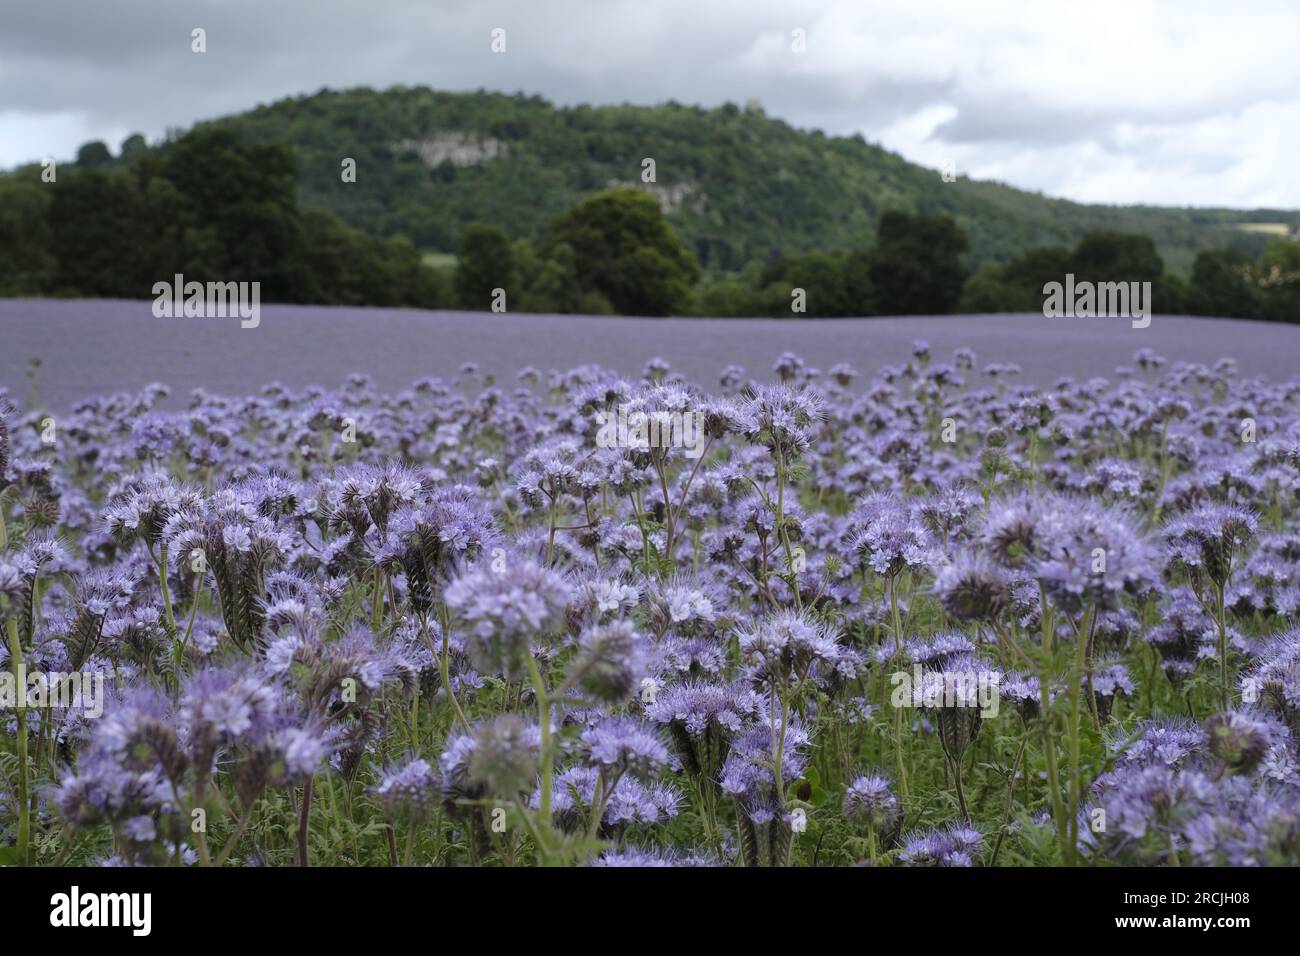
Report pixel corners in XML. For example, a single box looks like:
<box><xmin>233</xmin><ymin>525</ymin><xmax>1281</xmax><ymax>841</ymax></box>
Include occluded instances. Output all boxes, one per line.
<box><xmin>2</xmin><ymin>0</ymin><xmax>1297</xmax><ymax>209</ymax></box>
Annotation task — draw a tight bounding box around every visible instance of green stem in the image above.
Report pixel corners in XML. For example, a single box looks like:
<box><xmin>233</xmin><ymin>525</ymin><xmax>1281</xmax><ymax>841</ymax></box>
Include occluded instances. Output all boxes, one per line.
<box><xmin>1067</xmin><ymin>603</ymin><xmax>1094</xmax><ymax>865</ymax></box>
<box><xmin>772</xmin><ymin>680</ymin><xmax>790</xmax><ymax>805</ymax></box>
<box><xmin>144</xmin><ymin>542</ymin><xmax>178</xmax><ymax>679</ymax></box>
<box><xmin>403</xmin><ymin>819</ymin><xmax>416</xmax><ymax>867</ymax></box>
<box><xmin>545</xmin><ymin>491</ymin><xmax>560</xmax><ymax>565</ymax></box>
<box><xmin>157</xmin><ymin>543</ymin><xmax>176</xmax><ymax>638</ymax></box>
<box><xmin>175</xmin><ymin>574</ymin><xmax>204</xmax><ymax>677</ymax></box>
<box><xmin>1028</xmin><ymin>430</ymin><xmax>1038</xmax><ymax>492</ymax></box>
<box><xmin>214</xmin><ymin>805</ymin><xmax>255</xmax><ymax>867</ymax></box>
<box><xmin>666</xmin><ymin>436</ymin><xmax>715</xmax><ymax>561</ymax></box>
<box><xmin>6</xmin><ymin>617</ymin><xmax>29</xmax><ymax>865</ymax></box>
<box><xmin>952</xmin><ymin>755</ymin><xmax>969</xmax><ymax>819</ymax></box>
<box><xmin>193</xmin><ymin>778</ymin><xmax>211</xmax><ymax>867</ymax></box>
<box><xmin>586</xmin><ymin>770</ymin><xmax>614</xmax><ymax>841</ymax></box>
<box><xmin>889</xmin><ymin>576</ymin><xmax>910</xmax><ymax>800</ymax></box>
<box><xmin>653</xmin><ymin>457</ymin><xmax>675</xmax><ymax>559</ymax></box>
<box><xmin>774</xmin><ymin>439</ymin><xmax>802</xmax><ymax>611</ymax></box>
<box><xmin>526</xmin><ymin>653</ymin><xmax>554</xmax><ymax>864</ymax></box>
<box><xmin>1037</xmin><ymin>586</ymin><xmax>1068</xmax><ymax>864</ymax></box>
<box><xmin>1150</xmin><ymin>423</ymin><xmax>1170</xmax><ymax>528</ymax></box>
<box><xmin>432</xmin><ymin>611</ymin><xmax>469</xmax><ymax>730</ymax></box>
<box><xmin>371</xmin><ymin>568</ymin><xmax>384</xmax><ymax>632</ymax></box>
<box><xmin>1214</xmin><ymin>583</ymin><xmax>1230</xmax><ymax>712</ymax></box>
<box><xmin>297</xmin><ymin>777</ymin><xmax>312</xmax><ymax>867</ymax></box>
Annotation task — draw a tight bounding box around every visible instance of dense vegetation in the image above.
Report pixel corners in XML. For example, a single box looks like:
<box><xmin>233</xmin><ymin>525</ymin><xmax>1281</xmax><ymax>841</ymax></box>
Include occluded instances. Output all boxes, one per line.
<box><xmin>195</xmin><ymin>87</ymin><xmax>1297</xmax><ymax>273</ymax></box>
<box><xmin>4</xmin><ymin>343</ymin><xmax>1300</xmax><ymax>867</ymax></box>
<box><xmin>0</xmin><ymin>128</ymin><xmax>442</xmax><ymax>308</ymax></box>
<box><xmin>1</xmin><ymin>86</ymin><xmax>1298</xmax><ymax>320</ymax></box>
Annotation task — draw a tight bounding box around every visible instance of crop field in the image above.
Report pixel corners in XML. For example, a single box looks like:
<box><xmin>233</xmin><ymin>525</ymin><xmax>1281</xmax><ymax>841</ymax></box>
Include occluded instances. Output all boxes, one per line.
<box><xmin>1</xmin><ymin>342</ymin><xmax>1298</xmax><ymax>867</ymax></box>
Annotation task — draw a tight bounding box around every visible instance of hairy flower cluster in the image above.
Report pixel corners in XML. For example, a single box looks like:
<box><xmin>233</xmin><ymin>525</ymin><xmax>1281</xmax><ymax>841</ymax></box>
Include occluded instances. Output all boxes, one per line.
<box><xmin>6</xmin><ymin>341</ymin><xmax>1300</xmax><ymax>868</ymax></box>
<box><xmin>444</xmin><ymin>558</ymin><xmax>572</xmax><ymax>680</ymax></box>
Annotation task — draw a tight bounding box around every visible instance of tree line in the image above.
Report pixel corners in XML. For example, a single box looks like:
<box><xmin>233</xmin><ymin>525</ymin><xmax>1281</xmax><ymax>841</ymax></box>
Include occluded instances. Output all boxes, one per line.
<box><xmin>1</xmin><ymin>126</ymin><xmax>1297</xmax><ymax>321</ymax></box>
<box><xmin>212</xmin><ymin>87</ymin><xmax>1291</xmax><ymax>273</ymax></box>
<box><xmin>0</xmin><ymin>129</ymin><xmax>441</xmax><ymax>307</ymax></box>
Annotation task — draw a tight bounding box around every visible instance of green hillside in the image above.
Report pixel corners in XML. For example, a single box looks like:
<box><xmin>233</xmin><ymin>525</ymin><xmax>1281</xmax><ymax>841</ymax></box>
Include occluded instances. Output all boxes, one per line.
<box><xmin>199</xmin><ymin>86</ymin><xmax>1294</xmax><ymax>274</ymax></box>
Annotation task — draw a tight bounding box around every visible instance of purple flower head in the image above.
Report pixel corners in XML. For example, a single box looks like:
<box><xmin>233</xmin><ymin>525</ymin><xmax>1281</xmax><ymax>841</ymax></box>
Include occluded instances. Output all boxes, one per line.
<box><xmin>643</xmin><ymin>574</ymin><xmax>725</xmax><ymax>639</ymax></box>
<box><xmin>333</xmin><ymin>460</ymin><xmax>427</xmax><ymax>536</ymax></box>
<box><xmin>932</xmin><ymin>550</ymin><xmax>1011</xmax><ymax>623</ymax></box>
<box><xmin>646</xmin><ymin>681</ymin><xmax>762</xmax><ymax>782</ymax></box>
<box><xmin>104</xmin><ymin>473</ymin><xmax>202</xmax><ymax>545</ymax></box>
<box><xmin>466</xmin><ymin>715</ymin><xmax>542</xmax><ymax>798</ymax></box>
<box><xmin>591</xmin><ymin>846</ymin><xmax>717</xmax><ymax>867</ymax></box>
<box><xmin>720</xmin><ymin>717</ymin><xmax>809</xmax><ymax>809</ymax></box>
<box><xmin>536</xmin><ymin>766</ymin><xmax>681</xmax><ymax>834</ymax></box>
<box><xmin>734</xmin><ymin>384</ymin><xmax>826</xmax><ymax>461</ymax></box>
<box><xmin>1244</xmin><ymin>625</ymin><xmax>1300</xmax><ymax>735</ymax></box>
<box><xmin>1204</xmin><ymin>711</ymin><xmax>1273</xmax><ymax>776</ymax></box>
<box><xmin>843</xmin><ymin>773</ymin><xmax>901</xmax><ymax>833</ymax></box>
<box><xmin>444</xmin><ymin>556</ymin><xmax>573</xmax><ymax>680</ymax></box>
<box><xmin>371</xmin><ymin>757</ymin><xmax>438</xmax><ymax>821</ymax></box>
<box><xmin>984</xmin><ymin>493</ymin><xmax>1157</xmax><ymax>614</ymax></box>
<box><xmin>736</xmin><ymin>608</ymin><xmax>844</xmax><ymax>684</ymax></box>
<box><xmin>581</xmin><ymin>716</ymin><xmax>669</xmax><ymax>779</ymax></box>
<box><xmin>387</xmin><ymin>486</ymin><xmax>497</xmax><ymax>611</ymax></box>
<box><xmin>999</xmin><ymin>671</ymin><xmax>1043</xmax><ymax>720</ymax></box>
<box><xmin>900</xmin><ymin>823</ymin><xmax>985</xmax><ymax>866</ymax></box>
<box><xmin>1164</xmin><ymin>503</ymin><xmax>1258</xmax><ymax>586</ymax></box>
<box><xmin>851</xmin><ymin>500</ymin><xmax>933</xmax><ymax>578</ymax></box>
<box><xmin>572</xmin><ymin>619</ymin><xmax>650</xmax><ymax>706</ymax></box>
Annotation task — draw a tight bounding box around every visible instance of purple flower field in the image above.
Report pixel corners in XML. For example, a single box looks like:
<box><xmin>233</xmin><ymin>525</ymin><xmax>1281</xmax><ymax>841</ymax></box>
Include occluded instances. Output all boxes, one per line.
<box><xmin>6</xmin><ymin>300</ymin><xmax>1300</xmax><ymax>410</ymax></box>
<box><xmin>2</xmin><ymin>342</ymin><xmax>1299</xmax><ymax>867</ymax></box>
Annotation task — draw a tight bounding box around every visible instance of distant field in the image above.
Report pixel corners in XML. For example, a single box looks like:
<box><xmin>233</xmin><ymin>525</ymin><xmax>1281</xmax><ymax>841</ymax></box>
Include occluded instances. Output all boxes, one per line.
<box><xmin>2</xmin><ymin>299</ymin><xmax>1298</xmax><ymax>411</ymax></box>
<box><xmin>1235</xmin><ymin>222</ymin><xmax>1294</xmax><ymax>237</ymax></box>
<box><xmin>421</xmin><ymin>252</ymin><xmax>458</xmax><ymax>270</ymax></box>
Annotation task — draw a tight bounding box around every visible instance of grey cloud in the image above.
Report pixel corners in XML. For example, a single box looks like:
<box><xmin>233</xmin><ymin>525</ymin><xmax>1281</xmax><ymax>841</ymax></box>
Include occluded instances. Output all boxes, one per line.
<box><xmin>0</xmin><ymin>0</ymin><xmax>1293</xmax><ymax>206</ymax></box>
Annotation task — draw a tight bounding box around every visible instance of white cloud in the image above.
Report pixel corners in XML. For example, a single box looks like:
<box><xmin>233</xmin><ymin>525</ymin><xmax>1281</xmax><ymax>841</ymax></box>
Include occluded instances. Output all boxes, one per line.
<box><xmin>0</xmin><ymin>112</ymin><xmax>130</xmax><ymax>169</ymax></box>
<box><xmin>0</xmin><ymin>0</ymin><xmax>1295</xmax><ymax>208</ymax></box>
